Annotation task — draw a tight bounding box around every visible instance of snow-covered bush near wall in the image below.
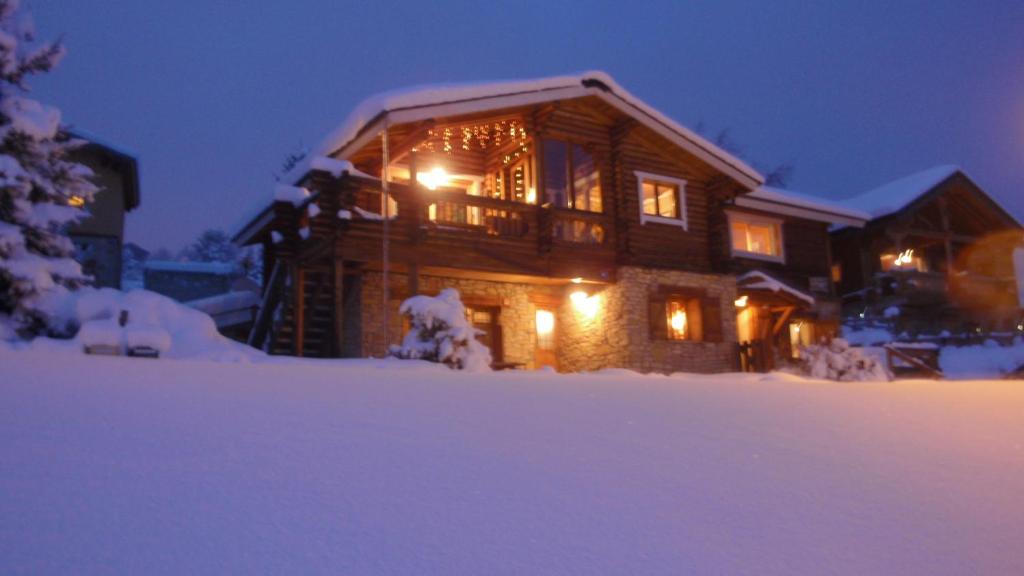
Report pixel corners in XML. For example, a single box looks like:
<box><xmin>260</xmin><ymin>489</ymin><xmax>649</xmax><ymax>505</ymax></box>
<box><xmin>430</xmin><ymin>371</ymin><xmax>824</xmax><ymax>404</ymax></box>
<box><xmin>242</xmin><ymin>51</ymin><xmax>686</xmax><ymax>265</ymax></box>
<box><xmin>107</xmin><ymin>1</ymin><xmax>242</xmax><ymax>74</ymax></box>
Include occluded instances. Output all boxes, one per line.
<box><xmin>2</xmin><ymin>287</ymin><xmax>262</xmax><ymax>362</ymax></box>
<box><xmin>801</xmin><ymin>338</ymin><xmax>892</xmax><ymax>381</ymax></box>
<box><xmin>390</xmin><ymin>288</ymin><xmax>491</xmax><ymax>371</ymax></box>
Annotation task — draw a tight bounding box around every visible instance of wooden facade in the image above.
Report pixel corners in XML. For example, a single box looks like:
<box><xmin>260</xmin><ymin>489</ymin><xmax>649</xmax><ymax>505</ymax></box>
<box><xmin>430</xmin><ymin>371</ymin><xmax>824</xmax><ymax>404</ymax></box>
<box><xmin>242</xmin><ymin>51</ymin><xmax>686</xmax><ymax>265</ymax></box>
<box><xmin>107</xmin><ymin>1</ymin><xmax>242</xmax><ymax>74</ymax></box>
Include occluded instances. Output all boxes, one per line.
<box><xmin>831</xmin><ymin>170</ymin><xmax>1022</xmax><ymax>332</ymax></box>
<box><xmin>236</xmin><ymin>77</ymin><xmax>857</xmax><ymax>372</ymax></box>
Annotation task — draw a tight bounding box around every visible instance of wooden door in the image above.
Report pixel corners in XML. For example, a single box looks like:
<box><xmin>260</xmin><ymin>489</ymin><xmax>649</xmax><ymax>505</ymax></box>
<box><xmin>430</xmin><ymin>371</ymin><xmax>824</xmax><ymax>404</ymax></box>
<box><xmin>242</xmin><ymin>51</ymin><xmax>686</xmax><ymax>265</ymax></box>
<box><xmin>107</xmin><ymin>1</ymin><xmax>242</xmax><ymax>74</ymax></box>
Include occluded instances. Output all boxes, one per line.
<box><xmin>465</xmin><ymin>305</ymin><xmax>502</xmax><ymax>363</ymax></box>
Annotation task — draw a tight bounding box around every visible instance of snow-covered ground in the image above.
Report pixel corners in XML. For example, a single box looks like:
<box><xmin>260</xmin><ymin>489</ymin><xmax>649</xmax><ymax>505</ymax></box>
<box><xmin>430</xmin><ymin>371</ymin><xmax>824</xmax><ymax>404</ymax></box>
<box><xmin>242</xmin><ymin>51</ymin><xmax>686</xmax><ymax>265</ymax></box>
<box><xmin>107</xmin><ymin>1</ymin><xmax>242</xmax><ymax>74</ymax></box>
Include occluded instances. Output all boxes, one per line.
<box><xmin>2</xmin><ymin>351</ymin><xmax>1023</xmax><ymax>574</ymax></box>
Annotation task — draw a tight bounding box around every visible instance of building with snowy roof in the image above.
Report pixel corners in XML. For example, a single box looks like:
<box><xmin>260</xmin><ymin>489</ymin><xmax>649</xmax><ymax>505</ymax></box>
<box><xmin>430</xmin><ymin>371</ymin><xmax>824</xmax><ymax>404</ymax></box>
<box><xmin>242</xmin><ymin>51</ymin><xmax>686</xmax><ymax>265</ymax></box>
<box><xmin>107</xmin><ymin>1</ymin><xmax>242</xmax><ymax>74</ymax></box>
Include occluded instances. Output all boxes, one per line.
<box><xmin>831</xmin><ymin>166</ymin><xmax>1023</xmax><ymax>332</ymax></box>
<box><xmin>235</xmin><ymin>72</ymin><xmax>866</xmax><ymax>372</ymax></box>
<box><xmin>67</xmin><ymin>132</ymin><xmax>141</xmax><ymax>289</ymax></box>
<box><xmin>143</xmin><ymin>260</ymin><xmax>245</xmax><ymax>303</ymax></box>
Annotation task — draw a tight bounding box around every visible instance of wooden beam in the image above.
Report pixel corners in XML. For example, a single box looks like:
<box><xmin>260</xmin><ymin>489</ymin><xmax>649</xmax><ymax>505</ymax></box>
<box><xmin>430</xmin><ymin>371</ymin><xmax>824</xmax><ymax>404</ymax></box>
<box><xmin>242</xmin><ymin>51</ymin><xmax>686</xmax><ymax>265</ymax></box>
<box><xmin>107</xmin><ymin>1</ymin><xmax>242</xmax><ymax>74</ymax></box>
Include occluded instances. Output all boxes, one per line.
<box><xmin>292</xmin><ymin>263</ymin><xmax>305</xmax><ymax>357</ymax></box>
<box><xmin>333</xmin><ymin>258</ymin><xmax>345</xmax><ymax>357</ymax></box>
<box><xmin>364</xmin><ymin>121</ymin><xmax>435</xmax><ymax>173</ymax></box>
<box><xmin>771</xmin><ymin>306</ymin><xmax>795</xmax><ymax>337</ymax></box>
<box><xmin>938</xmin><ymin>196</ymin><xmax>955</xmax><ymax>280</ymax></box>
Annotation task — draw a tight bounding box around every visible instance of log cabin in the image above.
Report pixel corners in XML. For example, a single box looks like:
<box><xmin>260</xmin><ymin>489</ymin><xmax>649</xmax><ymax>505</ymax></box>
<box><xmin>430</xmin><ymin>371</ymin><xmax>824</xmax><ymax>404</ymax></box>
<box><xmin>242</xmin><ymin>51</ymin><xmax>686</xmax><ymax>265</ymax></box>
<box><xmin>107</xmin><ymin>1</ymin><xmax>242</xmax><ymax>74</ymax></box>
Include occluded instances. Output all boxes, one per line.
<box><xmin>831</xmin><ymin>166</ymin><xmax>1023</xmax><ymax>333</ymax></box>
<box><xmin>235</xmin><ymin>72</ymin><xmax>866</xmax><ymax>373</ymax></box>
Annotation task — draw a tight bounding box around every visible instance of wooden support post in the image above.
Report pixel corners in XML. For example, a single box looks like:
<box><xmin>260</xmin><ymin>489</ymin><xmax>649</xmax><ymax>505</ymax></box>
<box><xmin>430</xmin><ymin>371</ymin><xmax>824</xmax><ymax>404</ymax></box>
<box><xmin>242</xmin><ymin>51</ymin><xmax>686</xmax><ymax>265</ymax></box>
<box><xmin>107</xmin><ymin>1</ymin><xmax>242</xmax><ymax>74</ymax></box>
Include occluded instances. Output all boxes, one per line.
<box><xmin>333</xmin><ymin>258</ymin><xmax>344</xmax><ymax>357</ymax></box>
<box><xmin>292</xmin><ymin>263</ymin><xmax>305</xmax><ymax>357</ymax></box>
<box><xmin>938</xmin><ymin>196</ymin><xmax>955</xmax><ymax>279</ymax></box>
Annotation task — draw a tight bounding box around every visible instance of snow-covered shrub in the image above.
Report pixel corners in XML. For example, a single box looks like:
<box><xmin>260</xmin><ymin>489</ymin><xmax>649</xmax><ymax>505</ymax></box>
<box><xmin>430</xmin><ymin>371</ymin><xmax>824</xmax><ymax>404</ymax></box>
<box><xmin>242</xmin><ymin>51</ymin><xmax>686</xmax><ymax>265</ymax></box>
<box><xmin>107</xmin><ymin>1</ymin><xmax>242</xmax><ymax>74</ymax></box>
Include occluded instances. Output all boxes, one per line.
<box><xmin>390</xmin><ymin>288</ymin><xmax>491</xmax><ymax>371</ymax></box>
<box><xmin>801</xmin><ymin>338</ymin><xmax>891</xmax><ymax>382</ymax></box>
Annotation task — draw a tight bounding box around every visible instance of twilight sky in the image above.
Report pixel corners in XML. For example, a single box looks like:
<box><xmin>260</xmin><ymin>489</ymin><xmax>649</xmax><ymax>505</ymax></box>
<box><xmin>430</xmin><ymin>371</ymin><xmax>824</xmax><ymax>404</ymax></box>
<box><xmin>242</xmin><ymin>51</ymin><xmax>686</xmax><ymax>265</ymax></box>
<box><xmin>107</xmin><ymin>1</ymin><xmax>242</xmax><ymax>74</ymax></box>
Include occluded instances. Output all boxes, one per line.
<box><xmin>31</xmin><ymin>0</ymin><xmax>1024</xmax><ymax>252</ymax></box>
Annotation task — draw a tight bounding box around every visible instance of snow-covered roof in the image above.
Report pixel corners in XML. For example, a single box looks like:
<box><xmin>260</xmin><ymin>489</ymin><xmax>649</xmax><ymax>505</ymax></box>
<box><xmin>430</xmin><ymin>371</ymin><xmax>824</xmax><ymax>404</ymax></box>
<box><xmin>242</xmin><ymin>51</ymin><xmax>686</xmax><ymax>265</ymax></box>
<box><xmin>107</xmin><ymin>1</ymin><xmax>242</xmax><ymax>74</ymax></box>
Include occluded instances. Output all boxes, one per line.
<box><xmin>187</xmin><ymin>290</ymin><xmax>261</xmax><ymax>320</ymax></box>
<box><xmin>737</xmin><ymin>186</ymin><xmax>869</xmax><ymax>227</ymax></box>
<box><xmin>293</xmin><ymin>71</ymin><xmax>763</xmax><ymax>189</ymax></box>
<box><xmin>838</xmin><ymin>165</ymin><xmax>961</xmax><ymax>220</ymax></box>
<box><xmin>144</xmin><ymin>260</ymin><xmax>238</xmax><ymax>275</ymax></box>
<box><xmin>737</xmin><ymin>270</ymin><xmax>815</xmax><ymax>306</ymax></box>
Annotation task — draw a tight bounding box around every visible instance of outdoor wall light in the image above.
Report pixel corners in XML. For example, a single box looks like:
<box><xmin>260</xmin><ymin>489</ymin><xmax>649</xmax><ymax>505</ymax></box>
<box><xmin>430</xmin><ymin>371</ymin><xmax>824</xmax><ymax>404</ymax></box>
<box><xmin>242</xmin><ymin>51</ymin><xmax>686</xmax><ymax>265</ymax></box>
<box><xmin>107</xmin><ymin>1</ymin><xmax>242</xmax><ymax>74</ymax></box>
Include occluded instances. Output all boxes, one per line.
<box><xmin>570</xmin><ymin>289</ymin><xmax>600</xmax><ymax>319</ymax></box>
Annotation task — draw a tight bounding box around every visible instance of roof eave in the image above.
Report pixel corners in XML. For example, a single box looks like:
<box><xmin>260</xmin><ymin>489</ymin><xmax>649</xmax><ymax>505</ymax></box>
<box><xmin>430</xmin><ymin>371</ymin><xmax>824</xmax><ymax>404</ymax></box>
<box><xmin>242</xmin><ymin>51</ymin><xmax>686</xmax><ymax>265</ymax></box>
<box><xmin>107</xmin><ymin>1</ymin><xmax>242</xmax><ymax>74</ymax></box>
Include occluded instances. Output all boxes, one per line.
<box><xmin>321</xmin><ymin>80</ymin><xmax>764</xmax><ymax>190</ymax></box>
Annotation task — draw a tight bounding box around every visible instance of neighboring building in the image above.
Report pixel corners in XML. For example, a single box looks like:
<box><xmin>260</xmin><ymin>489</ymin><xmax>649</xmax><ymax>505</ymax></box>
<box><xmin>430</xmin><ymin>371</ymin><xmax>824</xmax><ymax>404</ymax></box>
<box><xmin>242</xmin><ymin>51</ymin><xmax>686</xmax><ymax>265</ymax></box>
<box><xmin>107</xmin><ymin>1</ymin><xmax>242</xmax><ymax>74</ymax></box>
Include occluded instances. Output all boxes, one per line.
<box><xmin>235</xmin><ymin>72</ymin><xmax>864</xmax><ymax>372</ymax></box>
<box><xmin>187</xmin><ymin>289</ymin><xmax>261</xmax><ymax>342</ymax></box>
<box><xmin>143</xmin><ymin>260</ymin><xmax>242</xmax><ymax>302</ymax></box>
<box><xmin>831</xmin><ymin>166</ymin><xmax>1023</xmax><ymax>333</ymax></box>
<box><xmin>67</xmin><ymin>133</ymin><xmax>141</xmax><ymax>288</ymax></box>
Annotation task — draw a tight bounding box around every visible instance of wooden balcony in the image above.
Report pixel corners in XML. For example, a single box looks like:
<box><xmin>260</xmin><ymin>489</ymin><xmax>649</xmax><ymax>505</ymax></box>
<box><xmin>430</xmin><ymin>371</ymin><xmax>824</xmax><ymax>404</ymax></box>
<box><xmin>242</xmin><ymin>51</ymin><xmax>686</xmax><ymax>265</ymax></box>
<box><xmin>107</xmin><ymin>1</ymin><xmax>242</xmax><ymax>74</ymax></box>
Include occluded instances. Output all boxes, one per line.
<box><xmin>341</xmin><ymin>182</ymin><xmax>615</xmax><ymax>280</ymax></box>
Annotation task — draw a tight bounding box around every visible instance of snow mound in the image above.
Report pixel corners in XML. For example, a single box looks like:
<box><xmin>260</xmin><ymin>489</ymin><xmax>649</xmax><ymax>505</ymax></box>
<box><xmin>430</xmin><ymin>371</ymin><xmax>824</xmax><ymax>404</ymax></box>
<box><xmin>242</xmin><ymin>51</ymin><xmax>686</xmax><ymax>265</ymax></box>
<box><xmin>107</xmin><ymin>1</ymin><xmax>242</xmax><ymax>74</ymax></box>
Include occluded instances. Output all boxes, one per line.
<box><xmin>391</xmin><ymin>288</ymin><xmax>492</xmax><ymax>371</ymax></box>
<box><xmin>940</xmin><ymin>337</ymin><xmax>1024</xmax><ymax>379</ymax></box>
<box><xmin>802</xmin><ymin>338</ymin><xmax>892</xmax><ymax>381</ymax></box>
<box><xmin>11</xmin><ymin>287</ymin><xmax>262</xmax><ymax>362</ymax></box>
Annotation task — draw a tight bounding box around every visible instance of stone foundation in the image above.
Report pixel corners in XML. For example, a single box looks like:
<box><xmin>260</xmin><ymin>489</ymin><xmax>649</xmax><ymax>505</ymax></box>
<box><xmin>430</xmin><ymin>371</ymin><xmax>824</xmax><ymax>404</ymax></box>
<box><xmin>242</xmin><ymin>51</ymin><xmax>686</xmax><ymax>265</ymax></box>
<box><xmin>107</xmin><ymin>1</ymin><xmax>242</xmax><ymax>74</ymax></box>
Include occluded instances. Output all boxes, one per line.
<box><xmin>558</xmin><ymin>266</ymin><xmax>738</xmax><ymax>374</ymax></box>
<box><xmin>359</xmin><ymin>271</ymin><xmax>559</xmax><ymax>368</ymax></box>
<box><xmin>358</xmin><ymin>266</ymin><xmax>738</xmax><ymax>374</ymax></box>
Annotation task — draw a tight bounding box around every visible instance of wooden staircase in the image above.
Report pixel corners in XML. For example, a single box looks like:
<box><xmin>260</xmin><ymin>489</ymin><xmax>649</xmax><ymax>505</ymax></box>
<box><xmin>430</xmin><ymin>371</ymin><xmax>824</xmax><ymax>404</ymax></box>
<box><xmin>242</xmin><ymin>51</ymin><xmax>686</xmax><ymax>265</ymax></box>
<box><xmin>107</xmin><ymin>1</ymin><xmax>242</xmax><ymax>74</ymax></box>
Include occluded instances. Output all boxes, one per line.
<box><xmin>249</xmin><ymin>261</ymin><xmax>338</xmax><ymax>358</ymax></box>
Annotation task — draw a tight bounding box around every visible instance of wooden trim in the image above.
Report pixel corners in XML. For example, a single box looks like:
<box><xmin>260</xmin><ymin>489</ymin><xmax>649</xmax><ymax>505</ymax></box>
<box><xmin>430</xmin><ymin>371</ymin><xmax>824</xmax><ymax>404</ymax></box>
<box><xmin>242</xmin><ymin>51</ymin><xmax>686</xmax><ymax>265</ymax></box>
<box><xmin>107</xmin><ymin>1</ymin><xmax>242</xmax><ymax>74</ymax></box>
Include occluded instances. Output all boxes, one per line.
<box><xmin>529</xmin><ymin>293</ymin><xmax>563</xmax><ymax>307</ymax></box>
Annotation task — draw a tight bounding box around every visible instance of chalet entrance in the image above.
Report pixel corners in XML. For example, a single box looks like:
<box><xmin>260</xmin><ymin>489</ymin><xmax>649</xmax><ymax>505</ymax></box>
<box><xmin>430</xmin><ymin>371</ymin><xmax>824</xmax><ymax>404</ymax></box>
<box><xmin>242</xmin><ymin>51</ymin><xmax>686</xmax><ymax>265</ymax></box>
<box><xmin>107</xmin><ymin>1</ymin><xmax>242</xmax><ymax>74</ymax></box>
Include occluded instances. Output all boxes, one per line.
<box><xmin>533</xmin><ymin>307</ymin><xmax>557</xmax><ymax>370</ymax></box>
<box><xmin>465</xmin><ymin>304</ymin><xmax>503</xmax><ymax>364</ymax></box>
<box><xmin>735</xmin><ymin>271</ymin><xmax>816</xmax><ymax>372</ymax></box>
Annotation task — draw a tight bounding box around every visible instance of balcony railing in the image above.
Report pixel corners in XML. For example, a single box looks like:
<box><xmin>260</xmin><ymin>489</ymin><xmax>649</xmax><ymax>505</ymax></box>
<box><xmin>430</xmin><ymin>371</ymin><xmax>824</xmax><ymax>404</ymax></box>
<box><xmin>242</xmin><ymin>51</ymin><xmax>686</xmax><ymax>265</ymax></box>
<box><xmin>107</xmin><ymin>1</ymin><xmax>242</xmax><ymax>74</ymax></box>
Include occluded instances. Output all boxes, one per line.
<box><xmin>352</xmin><ymin>185</ymin><xmax>613</xmax><ymax>252</ymax></box>
<box><xmin>425</xmin><ymin>189</ymin><xmax>535</xmax><ymax>239</ymax></box>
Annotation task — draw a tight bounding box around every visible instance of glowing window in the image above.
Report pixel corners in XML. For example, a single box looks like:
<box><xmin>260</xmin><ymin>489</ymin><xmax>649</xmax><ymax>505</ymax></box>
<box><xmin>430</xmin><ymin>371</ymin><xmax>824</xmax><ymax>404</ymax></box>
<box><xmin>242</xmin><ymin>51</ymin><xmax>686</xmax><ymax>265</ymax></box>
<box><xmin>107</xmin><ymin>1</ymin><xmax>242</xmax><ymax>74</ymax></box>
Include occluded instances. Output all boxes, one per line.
<box><xmin>880</xmin><ymin>249</ymin><xmax>927</xmax><ymax>272</ymax></box>
<box><xmin>637</xmin><ymin>172</ymin><xmax>687</xmax><ymax>229</ymax></box>
<box><xmin>535</xmin><ymin>309</ymin><xmax>555</xmax><ymax>350</ymax></box>
<box><xmin>729</xmin><ymin>213</ymin><xmax>783</xmax><ymax>261</ymax></box>
<box><xmin>653</xmin><ymin>295</ymin><xmax>705</xmax><ymax>341</ymax></box>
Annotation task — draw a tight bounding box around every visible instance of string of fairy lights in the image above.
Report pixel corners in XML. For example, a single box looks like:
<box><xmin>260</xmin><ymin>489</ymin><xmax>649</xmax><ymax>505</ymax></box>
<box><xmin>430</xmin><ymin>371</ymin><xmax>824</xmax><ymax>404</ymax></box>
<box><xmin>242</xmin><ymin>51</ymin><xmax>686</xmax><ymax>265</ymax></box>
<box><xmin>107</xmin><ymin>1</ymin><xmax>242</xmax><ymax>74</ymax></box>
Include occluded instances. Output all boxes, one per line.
<box><xmin>414</xmin><ymin>119</ymin><xmax>529</xmax><ymax>166</ymax></box>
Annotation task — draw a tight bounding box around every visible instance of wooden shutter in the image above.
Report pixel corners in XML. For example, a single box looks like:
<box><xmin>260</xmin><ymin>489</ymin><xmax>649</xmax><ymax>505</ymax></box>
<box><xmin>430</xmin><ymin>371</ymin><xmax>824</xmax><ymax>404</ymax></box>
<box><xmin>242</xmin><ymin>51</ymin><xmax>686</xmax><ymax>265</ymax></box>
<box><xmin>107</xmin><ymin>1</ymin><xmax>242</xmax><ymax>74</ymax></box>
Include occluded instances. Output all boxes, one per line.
<box><xmin>702</xmin><ymin>296</ymin><xmax>723</xmax><ymax>342</ymax></box>
<box><xmin>648</xmin><ymin>294</ymin><xmax>668</xmax><ymax>341</ymax></box>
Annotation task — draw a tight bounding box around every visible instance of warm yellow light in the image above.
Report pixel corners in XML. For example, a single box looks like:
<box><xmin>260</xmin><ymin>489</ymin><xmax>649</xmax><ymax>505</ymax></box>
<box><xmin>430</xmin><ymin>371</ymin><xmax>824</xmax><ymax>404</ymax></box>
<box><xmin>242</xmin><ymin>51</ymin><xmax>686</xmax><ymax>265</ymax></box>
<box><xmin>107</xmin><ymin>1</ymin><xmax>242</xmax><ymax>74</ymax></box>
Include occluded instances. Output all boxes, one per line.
<box><xmin>734</xmin><ymin>295</ymin><xmax>748</xmax><ymax>308</ymax></box>
<box><xmin>68</xmin><ymin>195</ymin><xmax>85</xmax><ymax>207</ymax></box>
<box><xmin>570</xmin><ymin>277</ymin><xmax>583</xmax><ymax>284</ymax></box>
<box><xmin>526</xmin><ymin>187</ymin><xmax>537</xmax><ymax>204</ymax></box>
<box><xmin>670</xmin><ymin>309</ymin><xmax>687</xmax><ymax>332</ymax></box>
<box><xmin>794</xmin><ymin>322</ymin><xmax>802</xmax><ymax>333</ymax></box>
<box><xmin>535</xmin><ymin>309</ymin><xmax>555</xmax><ymax>335</ymax></box>
<box><xmin>570</xmin><ymin>290</ymin><xmax>599</xmax><ymax>318</ymax></box>
<box><xmin>417</xmin><ymin>167</ymin><xmax>449</xmax><ymax>190</ymax></box>
<box><xmin>894</xmin><ymin>248</ymin><xmax>914</xmax><ymax>267</ymax></box>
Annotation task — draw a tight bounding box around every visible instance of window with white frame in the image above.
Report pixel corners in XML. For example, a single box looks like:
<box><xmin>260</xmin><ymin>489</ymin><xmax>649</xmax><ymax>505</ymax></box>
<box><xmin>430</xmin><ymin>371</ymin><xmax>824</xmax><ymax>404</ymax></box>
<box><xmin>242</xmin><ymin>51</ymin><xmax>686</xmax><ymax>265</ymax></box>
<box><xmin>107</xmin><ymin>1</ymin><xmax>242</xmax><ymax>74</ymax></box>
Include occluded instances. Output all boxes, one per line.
<box><xmin>728</xmin><ymin>211</ymin><xmax>784</xmax><ymax>262</ymax></box>
<box><xmin>635</xmin><ymin>171</ymin><xmax>687</xmax><ymax>229</ymax></box>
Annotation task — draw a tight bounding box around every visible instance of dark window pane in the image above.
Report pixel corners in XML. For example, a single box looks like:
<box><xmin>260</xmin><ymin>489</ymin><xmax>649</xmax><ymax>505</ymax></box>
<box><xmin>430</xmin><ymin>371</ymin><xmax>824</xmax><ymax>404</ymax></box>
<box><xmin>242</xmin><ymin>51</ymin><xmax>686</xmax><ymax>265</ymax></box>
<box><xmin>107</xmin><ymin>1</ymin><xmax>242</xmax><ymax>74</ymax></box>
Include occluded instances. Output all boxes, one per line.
<box><xmin>543</xmin><ymin>139</ymin><xmax>568</xmax><ymax>208</ymax></box>
<box><xmin>572</xmin><ymin>144</ymin><xmax>601</xmax><ymax>212</ymax></box>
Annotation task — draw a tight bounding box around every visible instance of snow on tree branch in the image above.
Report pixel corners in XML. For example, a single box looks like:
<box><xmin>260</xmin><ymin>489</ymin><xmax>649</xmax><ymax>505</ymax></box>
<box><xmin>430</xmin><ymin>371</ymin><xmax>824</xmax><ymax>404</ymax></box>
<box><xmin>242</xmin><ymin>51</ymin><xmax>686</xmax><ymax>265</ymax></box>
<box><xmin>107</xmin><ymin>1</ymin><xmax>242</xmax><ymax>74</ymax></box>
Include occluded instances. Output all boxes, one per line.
<box><xmin>390</xmin><ymin>288</ymin><xmax>492</xmax><ymax>371</ymax></box>
<box><xmin>0</xmin><ymin>0</ymin><xmax>96</xmax><ymax>337</ymax></box>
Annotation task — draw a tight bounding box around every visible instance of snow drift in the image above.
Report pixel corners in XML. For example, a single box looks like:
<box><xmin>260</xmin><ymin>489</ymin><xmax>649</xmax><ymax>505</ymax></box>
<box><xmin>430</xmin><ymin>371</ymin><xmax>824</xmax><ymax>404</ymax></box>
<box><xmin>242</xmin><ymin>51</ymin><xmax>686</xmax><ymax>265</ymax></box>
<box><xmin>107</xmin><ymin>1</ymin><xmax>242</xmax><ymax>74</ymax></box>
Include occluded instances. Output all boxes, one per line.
<box><xmin>6</xmin><ymin>287</ymin><xmax>261</xmax><ymax>362</ymax></box>
<box><xmin>2</xmin><ymin>351</ymin><xmax>1023</xmax><ymax>574</ymax></box>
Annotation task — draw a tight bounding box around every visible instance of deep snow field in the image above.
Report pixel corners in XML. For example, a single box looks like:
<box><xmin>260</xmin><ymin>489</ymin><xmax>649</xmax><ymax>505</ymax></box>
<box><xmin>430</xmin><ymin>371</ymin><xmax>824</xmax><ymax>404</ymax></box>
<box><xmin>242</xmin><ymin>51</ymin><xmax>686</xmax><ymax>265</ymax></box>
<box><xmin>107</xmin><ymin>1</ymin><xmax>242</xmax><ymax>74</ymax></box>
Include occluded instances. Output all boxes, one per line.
<box><xmin>2</xmin><ymin>349</ymin><xmax>1023</xmax><ymax>575</ymax></box>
